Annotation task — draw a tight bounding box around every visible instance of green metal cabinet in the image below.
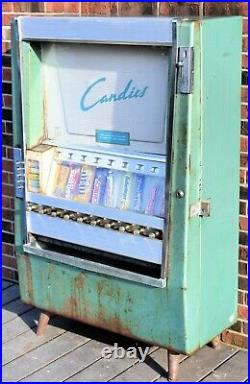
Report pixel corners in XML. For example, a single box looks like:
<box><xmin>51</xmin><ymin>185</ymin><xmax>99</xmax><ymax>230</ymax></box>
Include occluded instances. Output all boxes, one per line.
<box><xmin>12</xmin><ymin>16</ymin><xmax>242</xmax><ymax>379</ymax></box>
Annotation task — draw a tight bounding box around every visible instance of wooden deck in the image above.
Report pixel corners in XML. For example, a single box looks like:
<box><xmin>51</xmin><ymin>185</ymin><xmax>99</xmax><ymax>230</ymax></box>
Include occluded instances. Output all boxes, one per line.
<box><xmin>2</xmin><ymin>280</ymin><xmax>248</xmax><ymax>382</ymax></box>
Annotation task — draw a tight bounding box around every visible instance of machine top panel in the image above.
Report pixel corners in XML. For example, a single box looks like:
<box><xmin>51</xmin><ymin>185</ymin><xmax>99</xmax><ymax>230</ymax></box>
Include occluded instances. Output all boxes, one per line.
<box><xmin>17</xmin><ymin>16</ymin><xmax>174</xmax><ymax>46</ymax></box>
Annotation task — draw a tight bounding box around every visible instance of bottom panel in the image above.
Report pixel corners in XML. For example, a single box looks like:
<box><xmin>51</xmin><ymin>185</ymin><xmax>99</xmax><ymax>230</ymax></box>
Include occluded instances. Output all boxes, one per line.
<box><xmin>16</xmin><ymin>252</ymin><xmax>230</xmax><ymax>354</ymax></box>
<box><xmin>16</xmin><ymin>252</ymin><xmax>186</xmax><ymax>351</ymax></box>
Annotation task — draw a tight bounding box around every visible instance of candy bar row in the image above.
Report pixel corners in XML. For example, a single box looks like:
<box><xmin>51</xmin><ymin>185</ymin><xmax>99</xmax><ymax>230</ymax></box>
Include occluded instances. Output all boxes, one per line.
<box><xmin>28</xmin><ymin>159</ymin><xmax>166</xmax><ymax>218</ymax></box>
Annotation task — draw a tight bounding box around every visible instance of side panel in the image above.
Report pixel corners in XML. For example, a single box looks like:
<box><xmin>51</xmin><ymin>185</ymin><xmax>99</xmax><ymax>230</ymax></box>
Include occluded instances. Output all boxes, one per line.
<box><xmin>200</xmin><ymin>17</ymin><xmax>242</xmax><ymax>344</ymax></box>
<box><xmin>11</xmin><ymin>19</ymin><xmax>26</xmax><ymax>251</ymax></box>
<box><xmin>169</xmin><ymin>20</ymin><xmax>202</xmax><ymax>353</ymax></box>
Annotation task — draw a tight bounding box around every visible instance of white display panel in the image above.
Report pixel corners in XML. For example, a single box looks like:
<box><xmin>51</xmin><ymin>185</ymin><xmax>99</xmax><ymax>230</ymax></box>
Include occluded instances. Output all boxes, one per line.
<box><xmin>42</xmin><ymin>43</ymin><xmax>170</xmax><ymax>155</ymax></box>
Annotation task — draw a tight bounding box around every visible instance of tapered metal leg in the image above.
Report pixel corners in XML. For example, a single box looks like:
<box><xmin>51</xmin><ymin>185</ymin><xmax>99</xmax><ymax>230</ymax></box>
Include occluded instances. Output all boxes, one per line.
<box><xmin>209</xmin><ymin>335</ymin><xmax>221</xmax><ymax>349</ymax></box>
<box><xmin>167</xmin><ymin>350</ymin><xmax>180</xmax><ymax>381</ymax></box>
<box><xmin>36</xmin><ymin>311</ymin><xmax>51</xmax><ymax>336</ymax></box>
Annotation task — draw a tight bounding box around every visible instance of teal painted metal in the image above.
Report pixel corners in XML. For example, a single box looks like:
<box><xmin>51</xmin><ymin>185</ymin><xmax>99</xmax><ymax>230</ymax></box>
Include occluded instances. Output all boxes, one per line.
<box><xmin>199</xmin><ymin>17</ymin><xmax>242</xmax><ymax>346</ymax></box>
<box><xmin>13</xmin><ymin>17</ymin><xmax>242</xmax><ymax>355</ymax></box>
<box><xmin>20</xmin><ymin>41</ymin><xmax>45</xmax><ymax>148</ymax></box>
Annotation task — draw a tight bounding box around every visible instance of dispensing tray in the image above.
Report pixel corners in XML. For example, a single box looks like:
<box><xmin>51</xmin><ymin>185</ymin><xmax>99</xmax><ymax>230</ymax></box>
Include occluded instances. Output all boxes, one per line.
<box><xmin>23</xmin><ymin>240</ymin><xmax>167</xmax><ymax>288</ymax></box>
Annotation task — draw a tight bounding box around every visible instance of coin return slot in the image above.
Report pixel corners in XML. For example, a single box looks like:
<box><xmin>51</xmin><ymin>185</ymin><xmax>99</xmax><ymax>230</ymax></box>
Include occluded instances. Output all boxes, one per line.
<box><xmin>26</xmin><ymin>203</ymin><xmax>163</xmax><ymax>240</ymax></box>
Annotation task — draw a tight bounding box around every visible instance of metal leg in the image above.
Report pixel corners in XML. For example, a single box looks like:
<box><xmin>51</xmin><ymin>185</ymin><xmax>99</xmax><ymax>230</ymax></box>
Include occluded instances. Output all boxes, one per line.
<box><xmin>36</xmin><ymin>311</ymin><xmax>51</xmax><ymax>336</ymax></box>
<box><xmin>167</xmin><ymin>350</ymin><xmax>180</xmax><ymax>382</ymax></box>
<box><xmin>208</xmin><ymin>335</ymin><xmax>221</xmax><ymax>349</ymax></box>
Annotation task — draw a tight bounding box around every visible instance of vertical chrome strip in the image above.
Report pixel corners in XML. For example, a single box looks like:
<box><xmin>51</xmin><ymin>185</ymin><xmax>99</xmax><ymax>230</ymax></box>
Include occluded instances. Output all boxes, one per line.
<box><xmin>161</xmin><ymin>19</ymin><xmax>178</xmax><ymax>280</ymax></box>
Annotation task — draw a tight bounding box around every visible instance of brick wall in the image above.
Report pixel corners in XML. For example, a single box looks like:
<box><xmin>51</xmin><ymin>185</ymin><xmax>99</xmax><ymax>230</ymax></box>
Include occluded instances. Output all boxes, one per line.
<box><xmin>2</xmin><ymin>2</ymin><xmax>248</xmax><ymax>348</ymax></box>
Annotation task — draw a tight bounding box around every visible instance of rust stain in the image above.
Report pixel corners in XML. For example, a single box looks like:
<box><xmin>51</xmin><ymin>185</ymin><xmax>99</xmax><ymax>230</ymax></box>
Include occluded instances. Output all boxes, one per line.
<box><xmin>96</xmin><ymin>281</ymin><xmax>104</xmax><ymax>298</ymax></box>
<box><xmin>74</xmin><ymin>273</ymin><xmax>85</xmax><ymax>289</ymax></box>
<box><xmin>53</xmin><ymin>298</ymin><xmax>188</xmax><ymax>350</ymax></box>
<box><xmin>62</xmin><ymin>279</ymin><xmax>136</xmax><ymax>341</ymax></box>
<box><xmin>166</xmin><ymin>215</ymin><xmax>173</xmax><ymax>277</ymax></box>
<box><xmin>68</xmin><ymin>297</ymin><xmax>78</xmax><ymax>315</ymax></box>
<box><xmin>189</xmin><ymin>154</ymin><xmax>192</xmax><ymax>172</ymax></box>
<box><xmin>127</xmin><ymin>296</ymin><xmax>133</xmax><ymax>305</ymax></box>
<box><xmin>194</xmin><ymin>18</ymin><xmax>202</xmax><ymax>28</ymax></box>
<box><xmin>24</xmin><ymin>255</ymin><xmax>34</xmax><ymax>303</ymax></box>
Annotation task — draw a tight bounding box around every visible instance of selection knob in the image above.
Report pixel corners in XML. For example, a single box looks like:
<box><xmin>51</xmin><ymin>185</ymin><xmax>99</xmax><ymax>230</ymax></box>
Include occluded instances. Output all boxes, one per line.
<box><xmin>90</xmin><ymin>217</ymin><xmax>102</xmax><ymax>226</ymax></box>
<box><xmin>119</xmin><ymin>223</ymin><xmax>132</xmax><ymax>233</ymax></box>
<box><xmin>146</xmin><ymin>228</ymin><xmax>162</xmax><ymax>239</ymax></box>
<box><xmin>64</xmin><ymin>212</ymin><xmax>77</xmax><ymax>220</ymax></box>
<box><xmin>27</xmin><ymin>203</ymin><xmax>39</xmax><ymax>212</ymax></box>
<box><xmin>77</xmin><ymin>214</ymin><xmax>91</xmax><ymax>224</ymax></box>
<box><xmin>38</xmin><ymin>206</ymin><xmax>52</xmax><ymax>215</ymax></box>
<box><xmin>51</xmin><ymin>209</ymin><xmax>65</xmax><ymax>218</ymax></box>
<box><xmin>132</xmin><ymin>225</ymin><xmax>144</xmax><ymax>235</ymax></box>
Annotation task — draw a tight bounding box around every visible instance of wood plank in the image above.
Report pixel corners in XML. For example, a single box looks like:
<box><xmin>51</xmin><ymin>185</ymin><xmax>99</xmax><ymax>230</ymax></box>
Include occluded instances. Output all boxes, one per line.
<box><xmin>2</xmin><ymin>285</ymin><xmax>20</xmax><ymax>305</ymax></box>
<box><xmin>109</xmin><ymin>347</ymin><xmax>165</xmax><ymax>382</ymax></box>
<box><xmin>2</xmin><ymin>330</ymin><xmax>90</xmax><ymax>382</ymax></box>
<box><xmin>201</xmin><ymin>350</ymin><xmax>248</xmax><ymax>382</ymax></box>
<box><xmin>112</xmin><ymin>348</ymin><xmax>186</xmax><ymax>382</ymax></box>
<box><xmin>2</xmin><ymin>298</ymin><xmax>33</xmax><ymax>324</ymax></box>
<box><xmin>155</xmin><ymin>345</ymin><xmax>238</xmax><ymax>382</ymax></box>
<box><xmin>3</xmin><ymin>308</ymin><xmax>40</xmax><ymax>343</ymax></box>
<box><xmin>67</xmin><ymin>345</ymin><xmax>157</xmax><ymax>382</ymax></box>
<box><xmin>2</xmin><ymin>316</ymin><xmax>73</xmax><ymax>365</ymax></box>
<box><xmin>21</xmin><ymin>340</ymin><xmax>109</xmax><ymax>382</ymax></box>
<box><xmin>2</xmin><ymin>281</ymin><xmax>14</xmax><ymax>289</ymax></box>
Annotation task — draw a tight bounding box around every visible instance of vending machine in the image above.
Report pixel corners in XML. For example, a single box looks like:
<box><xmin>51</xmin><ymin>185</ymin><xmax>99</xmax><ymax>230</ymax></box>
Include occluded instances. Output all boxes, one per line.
<box><xmin>12</xmin><ymin>16</ymin><xmax>242</xmax><ymax>380</ymax></box>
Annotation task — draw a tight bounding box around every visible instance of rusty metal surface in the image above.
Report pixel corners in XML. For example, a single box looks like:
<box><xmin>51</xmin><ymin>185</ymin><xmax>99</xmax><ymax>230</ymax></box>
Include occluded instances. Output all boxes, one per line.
<box><xmin>36</xmin><ymin>311</ymin><xmax>51</xmax><ymax>336</ymax></box>
<box><xmin>167</xmin><ymin>350</ymin><xmax>180</xmax><ymax>381</ymax></box>
<box><xmin>17</xmin><ymin>252</ymin><xmax>188</xmax><ymax>352</ymax></box>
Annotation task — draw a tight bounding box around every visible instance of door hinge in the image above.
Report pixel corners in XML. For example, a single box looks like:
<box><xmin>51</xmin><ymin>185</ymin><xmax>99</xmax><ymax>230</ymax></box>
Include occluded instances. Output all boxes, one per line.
<box><xmin>177</xmin><ymin>47</ymin><xmax>194</xmax><ymax>94</ymax></box>
<box><xmin>14</xmin><ymin>147</ymin><xmax>25</xmax><ymax>198</ymax></box>
<box><xmin>190</xmin><ymin>201</ymin><xmax>211</xmax><ymax>218</ymax></box>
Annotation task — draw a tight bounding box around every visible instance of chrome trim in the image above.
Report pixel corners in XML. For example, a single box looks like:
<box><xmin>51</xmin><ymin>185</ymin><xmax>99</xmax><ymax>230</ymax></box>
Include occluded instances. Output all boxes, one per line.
<box><xmin>18</xmin><ymin>16</ymin><xmax>174</xmax><ymax>46</ymax></box>
<box><xmin>160</xmin><ymin>19</ymin><xmax>178</xmax><ymax>280</ymax></box>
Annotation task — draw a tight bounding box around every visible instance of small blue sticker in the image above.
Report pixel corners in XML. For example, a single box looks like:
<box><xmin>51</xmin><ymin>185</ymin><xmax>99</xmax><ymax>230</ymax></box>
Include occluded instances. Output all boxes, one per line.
<box><xmin>96</xmin><ymin>130</ymin><xmax>130</xmax><ymax>146</ymax></box>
